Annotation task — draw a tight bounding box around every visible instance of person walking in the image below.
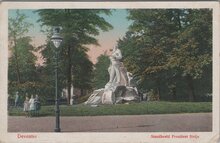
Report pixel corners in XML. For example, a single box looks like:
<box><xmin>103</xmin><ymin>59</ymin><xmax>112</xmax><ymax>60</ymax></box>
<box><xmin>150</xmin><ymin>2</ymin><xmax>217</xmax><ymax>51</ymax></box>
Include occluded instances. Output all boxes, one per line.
<box><xmin>34</xmin><ymin>94</ymin><xmax>41</xmax><ymax>116</ymax></box>
<box><xmin>23</xmin><ymin>96</ymin><xmax>30</xmax><ymax>117</ymax></box>
<box><xmin>29</xmin><ymin>95</ymin><xmax>35</xmax><ymax>117</ymax></box>
<box><xmin>14</xmin><ymin>91</ymin><xmax>19</xmax><ymax>107</ymax></box>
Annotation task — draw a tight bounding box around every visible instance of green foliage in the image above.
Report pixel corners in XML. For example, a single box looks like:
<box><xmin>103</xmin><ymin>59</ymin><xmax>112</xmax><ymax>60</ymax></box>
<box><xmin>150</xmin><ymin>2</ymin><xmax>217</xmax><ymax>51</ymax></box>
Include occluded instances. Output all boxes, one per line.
<box><xmin>118</xmin><ymin>9</ymin><xmax>212</xmax><ymax>101</ymax></box>
<box><xmin>7</xmin><ymin>9</ymin><xmax>212</xmax><ymax>103</ymax></box>
<box><xmin>72</xmin><ymin>47</ymin><xmax>94</xmax><ymax>90</ymax></box>
<box><xmin>36</xmin><ymin>9</ymin><xmax>113</xmax><ymax>45</ymax></box>
<box><xmin>36</xmin><ymin>9</ymin><xmax>113</xmax><ymax>103</ymax></box>
<box><xmin>9</xmin><ymin>10</ymin><xmax>33</xmax><ymax>40</ymax></box>
<box><xmin>8</xmin><ymin>101</ymin><xmax>212</xmax><ymax>116</ymax></box>
<box><xmin>168</xmin><ymin>9</ymin><xmax>212</xmax><ymax>79</ymax></box>
<box><xmin>8</xmin><ymin>38</ymin><xmax>39</xmax><ymax>96</ymax></box>
<box><xmin>9</xmin><ymin>37</ymin><xmax>37</xmax><ymax>80</ymax></box>
<box><xmin>93</xmin><ymin>54</ymin><xmax>110</xmax><ymax>89</ymax></box>
<box><xmin>8</xmin><ymin>10</ymin><xmax>38</xmax><ymax>96</ymax></box>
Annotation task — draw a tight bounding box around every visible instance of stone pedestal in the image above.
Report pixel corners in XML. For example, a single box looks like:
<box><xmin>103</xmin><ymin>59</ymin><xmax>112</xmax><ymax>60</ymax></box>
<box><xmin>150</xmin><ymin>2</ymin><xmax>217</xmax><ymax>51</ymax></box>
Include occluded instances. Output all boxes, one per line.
<box><xmin>85</xmin><ymin>85</ymin><xmax>140</xmax><ymax>105</ymax></box>
<box><xmin>102</xmin><ymin>90</ymin><xmax>115</xmax><ymax>104</ymax></box>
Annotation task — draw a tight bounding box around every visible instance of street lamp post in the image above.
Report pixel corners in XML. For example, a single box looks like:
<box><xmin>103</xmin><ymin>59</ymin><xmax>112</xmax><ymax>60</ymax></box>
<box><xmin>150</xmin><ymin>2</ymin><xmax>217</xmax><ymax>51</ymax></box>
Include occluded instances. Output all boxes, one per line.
<box><xmin>51</xmin><ymin>27</ymin><xmax>63</xmax><ymax>132</ymax></box>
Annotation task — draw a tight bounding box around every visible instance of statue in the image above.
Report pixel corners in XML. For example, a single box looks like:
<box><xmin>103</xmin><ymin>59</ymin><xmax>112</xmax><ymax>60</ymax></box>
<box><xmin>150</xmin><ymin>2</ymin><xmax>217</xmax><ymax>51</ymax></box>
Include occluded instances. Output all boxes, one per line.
<box><xmin>85</xmin><ymin>46</ymin><xmax>140</xmax><ymax>105</ymax></box>
<box><xmin>105</xmin><ymin>46</ymin><xmax>130</xmax><ymax>90</ymax></box>
<box><xmin>107</xmin><ymin>46</ymin><xmax>122</xmax><ymax>85</ymax></box>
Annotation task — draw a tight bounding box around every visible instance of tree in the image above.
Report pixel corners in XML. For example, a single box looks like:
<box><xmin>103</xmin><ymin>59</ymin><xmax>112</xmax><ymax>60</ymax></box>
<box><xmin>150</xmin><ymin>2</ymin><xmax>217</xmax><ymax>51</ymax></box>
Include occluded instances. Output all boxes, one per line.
<box><xmin>123</xmin><ymin>9</ymin><xmax>180</xmax><ymax>99</ymax></box>
<box><xmin>8</xmin><ymin>36</ymin><xmax>40</xmax><ymax>94</ymax></box>
<box><xmin>118</xmin><ymin>9</ymin><xmax>212</xmax><ymax>101</ymax></box>
<box><xmin>93</xmin><ymin>53</ymin><xmax>110</xmax><ymax>89</ymax></box>
<box><xmin>71</xmin><ymin>46</ymin><xmax>94</xmax><ymax>96</ymax></box>
<box><xmin>36</xmin><ymin>9</ymin><xmax>113</xmax><ymax>104</ymax></box>
<box><xmin>8</xmin><ymin>10</ymin><xmax>41</xmax><ymax>99</ymax></box>
<box><xmin>167</xmin><ymin>9</ymin><xmax>212</xmax><ymax>101</ymax></box>
<box><xmin>8</xmin><ymin>10</ymin><xmax>33</xmax><ymax>84</ymax></box>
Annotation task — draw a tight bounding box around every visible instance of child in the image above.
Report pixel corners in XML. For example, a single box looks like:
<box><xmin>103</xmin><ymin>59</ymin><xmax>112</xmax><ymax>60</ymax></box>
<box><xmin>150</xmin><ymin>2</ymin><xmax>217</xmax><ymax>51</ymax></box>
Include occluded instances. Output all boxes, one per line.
<box><xmin>23</xmin><ymin>96</ymin><xmax>30</xmax><ymax>117</ymax></box>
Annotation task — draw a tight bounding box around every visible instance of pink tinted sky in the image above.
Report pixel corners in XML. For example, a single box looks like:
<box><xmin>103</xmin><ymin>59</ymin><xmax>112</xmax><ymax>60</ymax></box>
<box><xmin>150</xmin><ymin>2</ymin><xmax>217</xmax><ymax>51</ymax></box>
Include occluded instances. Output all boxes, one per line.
<box><xmin>9</xmin><ymin>9</ymin><xmax>132</xmax><ymax>64</ymax></box>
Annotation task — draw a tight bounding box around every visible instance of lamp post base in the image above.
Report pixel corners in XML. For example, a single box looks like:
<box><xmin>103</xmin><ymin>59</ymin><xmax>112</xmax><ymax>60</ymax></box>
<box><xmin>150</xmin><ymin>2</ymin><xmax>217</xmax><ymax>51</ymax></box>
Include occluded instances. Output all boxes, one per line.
<box><xmin>54</xmin><ymin>128</ymin><xmax>61</xmax><ymax>132</ymax></box>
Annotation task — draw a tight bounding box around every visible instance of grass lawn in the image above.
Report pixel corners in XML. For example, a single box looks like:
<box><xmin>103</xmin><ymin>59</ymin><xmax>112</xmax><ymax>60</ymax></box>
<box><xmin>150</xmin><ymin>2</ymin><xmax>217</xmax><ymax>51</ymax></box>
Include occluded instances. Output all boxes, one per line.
<box><xmin>8</xmin><ymin>101</ymin><xmax>212</xmax><ymax>117</ymax></box>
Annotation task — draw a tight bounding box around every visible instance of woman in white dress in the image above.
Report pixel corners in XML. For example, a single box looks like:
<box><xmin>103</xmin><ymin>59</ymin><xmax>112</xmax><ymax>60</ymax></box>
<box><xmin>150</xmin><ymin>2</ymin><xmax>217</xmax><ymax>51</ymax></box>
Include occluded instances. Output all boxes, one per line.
<box><xmin>29</xmin><ymin>95</ymin><xmax>35</xmax><ymax>116</ymax></box>
<box><xmin>23</xmin><ymin>96</ymin><xmax>30</xmax><ymax>117</ymax></box>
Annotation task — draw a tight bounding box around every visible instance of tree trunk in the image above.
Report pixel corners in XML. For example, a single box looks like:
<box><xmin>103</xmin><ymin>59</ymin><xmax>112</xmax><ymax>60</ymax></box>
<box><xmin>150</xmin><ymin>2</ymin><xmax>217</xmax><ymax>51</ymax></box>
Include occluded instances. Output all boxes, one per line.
<box><xmin>171</xmin><ymin>86</ymin><xmax>177</xmax><ymax>101</ymax></box>
<box><xmin>156</xmin><ymin>79</ymin><xmax>161</xmax><ymax>100</ymax></box>
<box><xmin>169</xmin><ymin>80</ymin><xmax>177</xmax><ymax>101</ymax></box>
<box><xmin>67</xmin><ymin>45</ymin><xmax>72</xmax><ymax>105</ymax></box>
<box><xmin>13</xmin><ymin>38</ymin><xmax>21</xmax><ymax>84</ymax></box>
<box><xmin>80</xmin><ymin>89</ymin><xmax>83</xmax><ymax>97</ymax></box>
<box><xmin>186</xmin><ymin>75</ymin><xmax>196</xmax><ymax>102</ymax></box>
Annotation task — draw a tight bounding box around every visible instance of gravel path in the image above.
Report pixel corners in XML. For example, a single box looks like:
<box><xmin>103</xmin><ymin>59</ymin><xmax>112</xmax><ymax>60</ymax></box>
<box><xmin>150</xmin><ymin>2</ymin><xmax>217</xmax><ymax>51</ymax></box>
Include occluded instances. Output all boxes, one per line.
<box><xmin>8</xmin><ymin>113</ymin><xmax>212</xmax><ymax>132</ymax></box>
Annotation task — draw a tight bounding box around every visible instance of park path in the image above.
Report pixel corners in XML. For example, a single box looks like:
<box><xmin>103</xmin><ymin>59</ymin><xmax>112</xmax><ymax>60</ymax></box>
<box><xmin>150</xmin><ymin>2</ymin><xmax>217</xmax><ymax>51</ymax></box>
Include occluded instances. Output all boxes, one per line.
<box><xmin>8</xmin><ymin>113</ymin><xmax>212</xmax><ymax>132</ymax></box>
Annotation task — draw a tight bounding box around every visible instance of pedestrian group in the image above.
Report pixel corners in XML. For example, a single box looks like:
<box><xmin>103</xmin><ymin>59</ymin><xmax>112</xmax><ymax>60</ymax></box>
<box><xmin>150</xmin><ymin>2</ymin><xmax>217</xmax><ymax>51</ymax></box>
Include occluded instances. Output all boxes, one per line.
<box><xmin>23</xmin><ymin>94</ymin><xmax>40</xmax><ymax>117</ymax></box>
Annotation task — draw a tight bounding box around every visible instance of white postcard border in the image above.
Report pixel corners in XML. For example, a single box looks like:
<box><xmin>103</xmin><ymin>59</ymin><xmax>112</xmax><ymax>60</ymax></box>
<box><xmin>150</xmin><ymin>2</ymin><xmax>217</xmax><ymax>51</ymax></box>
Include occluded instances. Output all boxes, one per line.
<box><xmin>0</xmin><ymin>2</ymin><xmax>219</xmax><ymax>143</ymax></box>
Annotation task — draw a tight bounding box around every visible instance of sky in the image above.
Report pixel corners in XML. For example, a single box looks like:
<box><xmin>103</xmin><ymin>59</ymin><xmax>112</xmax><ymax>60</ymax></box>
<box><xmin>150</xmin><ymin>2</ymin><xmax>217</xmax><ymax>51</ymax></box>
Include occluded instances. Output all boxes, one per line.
<box><xmin>9</xmin><ymin>9</ymin><xmax>132</xmax><ymax>64</ymax></box>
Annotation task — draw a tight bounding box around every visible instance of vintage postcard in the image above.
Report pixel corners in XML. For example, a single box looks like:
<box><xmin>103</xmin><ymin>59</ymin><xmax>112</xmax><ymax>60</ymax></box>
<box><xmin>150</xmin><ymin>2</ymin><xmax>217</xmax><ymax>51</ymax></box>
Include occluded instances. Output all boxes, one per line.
<box><xmin>0</xmin><ymin>1</ymin><xmax>219</xmax><ymax>143</ymax></box>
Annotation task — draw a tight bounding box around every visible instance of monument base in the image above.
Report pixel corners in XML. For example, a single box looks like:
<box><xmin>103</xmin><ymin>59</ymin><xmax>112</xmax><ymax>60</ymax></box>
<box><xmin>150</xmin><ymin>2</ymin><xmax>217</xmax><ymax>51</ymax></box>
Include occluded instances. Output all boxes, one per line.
<box><xmin>85</xmin><ymin>85</ymin><xmax>140</xmax><ymax>105</ymax></box>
